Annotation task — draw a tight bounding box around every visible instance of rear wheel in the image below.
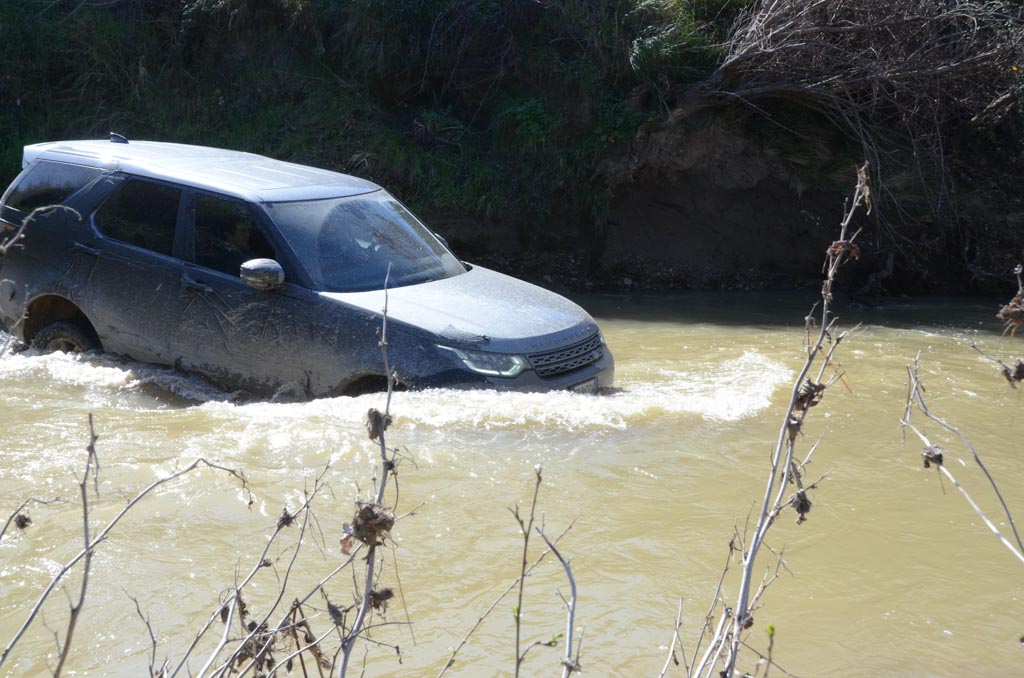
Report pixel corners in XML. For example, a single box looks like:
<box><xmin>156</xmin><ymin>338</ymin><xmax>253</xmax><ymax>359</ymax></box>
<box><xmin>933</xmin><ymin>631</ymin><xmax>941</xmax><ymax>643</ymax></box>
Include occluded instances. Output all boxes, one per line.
<box><xmin>31</xmin><ymin>321</ymin><xmax>99</xmax><ymax>354</ymax></box>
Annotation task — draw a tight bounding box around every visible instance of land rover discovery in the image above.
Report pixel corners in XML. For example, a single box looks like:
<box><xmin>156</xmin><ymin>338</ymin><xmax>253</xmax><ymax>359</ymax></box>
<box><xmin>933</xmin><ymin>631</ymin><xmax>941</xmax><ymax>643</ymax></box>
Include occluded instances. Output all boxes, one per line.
<box><xmin>0</xmin><ymin>137</ymin><xmax>613</xmax><ymax>397</ymax></box>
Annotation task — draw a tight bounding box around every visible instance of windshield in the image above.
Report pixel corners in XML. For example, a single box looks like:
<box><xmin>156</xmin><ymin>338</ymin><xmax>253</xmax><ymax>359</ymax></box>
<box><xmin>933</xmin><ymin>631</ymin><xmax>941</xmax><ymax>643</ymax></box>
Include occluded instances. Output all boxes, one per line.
<box><xmin>264</xmin><ymin>192</ymin><xmax>465</xmax><ymax>292</ymax></box>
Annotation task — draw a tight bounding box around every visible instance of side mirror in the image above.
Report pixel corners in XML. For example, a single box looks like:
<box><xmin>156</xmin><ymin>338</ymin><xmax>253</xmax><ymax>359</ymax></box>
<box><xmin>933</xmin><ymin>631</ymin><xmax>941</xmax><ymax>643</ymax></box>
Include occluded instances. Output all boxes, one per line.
<box><xmin>240</xmin><ymin>258</ymin><xmax>284</xmax><ymax>291</ymax></box>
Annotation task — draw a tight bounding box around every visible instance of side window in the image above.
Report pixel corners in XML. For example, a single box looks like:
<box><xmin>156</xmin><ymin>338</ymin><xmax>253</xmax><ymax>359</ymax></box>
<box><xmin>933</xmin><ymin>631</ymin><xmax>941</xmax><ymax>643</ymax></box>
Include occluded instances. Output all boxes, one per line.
<box><xmin>194</xmin><ymin>195</ymin><xmax>276</xmax><ymax>276</ymax></box>
<box><xmin>4</xmin><ymin>161</ymin><xmax>102</xmax><ymax>212</ymax></box>
<box><xmin>95</xmin><ymin>179</ymin><xmax>181</xmax><ymax>256</ymax></box>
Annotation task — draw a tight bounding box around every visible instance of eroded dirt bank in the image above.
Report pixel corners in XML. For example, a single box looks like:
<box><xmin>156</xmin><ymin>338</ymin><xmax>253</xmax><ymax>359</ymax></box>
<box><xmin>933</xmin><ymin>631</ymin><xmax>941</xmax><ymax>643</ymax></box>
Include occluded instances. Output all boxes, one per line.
<box><xmin>444</xmin><ymin>113</ymin><xmax>864</xmax><ymax>294</ymax></box>
<box><xmin>447</xmin><ymin>109</ymin><xmax>1023</xmax><ymax>297</ymax></box>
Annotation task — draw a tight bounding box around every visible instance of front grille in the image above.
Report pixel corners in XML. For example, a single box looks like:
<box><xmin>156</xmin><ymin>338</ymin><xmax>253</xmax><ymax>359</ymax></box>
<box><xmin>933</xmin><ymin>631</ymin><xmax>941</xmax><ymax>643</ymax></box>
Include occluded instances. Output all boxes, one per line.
<box><xmin>528</xmin><ymin>333</ymin><xmax>603</xmax><ymax>378</ymax></box>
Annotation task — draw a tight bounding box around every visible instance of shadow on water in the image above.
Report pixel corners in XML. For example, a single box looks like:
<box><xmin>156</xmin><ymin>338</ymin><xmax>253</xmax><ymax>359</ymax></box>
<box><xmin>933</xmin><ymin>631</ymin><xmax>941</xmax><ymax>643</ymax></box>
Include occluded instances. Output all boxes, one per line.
<box><xmin>575</xmin><ymin>290</ymin><xmax>1006</xmax><ymax>333</ymax></box>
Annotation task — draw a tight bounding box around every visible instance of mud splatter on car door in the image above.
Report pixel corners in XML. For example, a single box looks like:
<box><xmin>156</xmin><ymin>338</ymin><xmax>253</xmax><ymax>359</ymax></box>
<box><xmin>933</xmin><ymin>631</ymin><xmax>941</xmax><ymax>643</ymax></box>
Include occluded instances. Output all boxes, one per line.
<box><xmin>85</xmin><ymin>178</ymin><xmax>183</xmax><ymax>362</ymax></box>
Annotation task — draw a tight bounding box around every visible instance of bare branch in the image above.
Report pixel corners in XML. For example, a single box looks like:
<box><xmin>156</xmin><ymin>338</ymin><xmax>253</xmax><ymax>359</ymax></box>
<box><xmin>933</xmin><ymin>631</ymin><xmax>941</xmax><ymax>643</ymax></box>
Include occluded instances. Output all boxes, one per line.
<box><xmin>513</xmin><ymin>465</ymin><xmax>544</xmax><ymax>677</ymax></box>
<box><xmin>535</xmin><ymin>527</ymin><xmax>580</xmax><ymax>676</ymax></box>
<box><xmin>0</xmin><ymin>496</ymin><xmax>62</xmax><ymax>544</ymax></box>
<box><xmin>436</xmin><ymin>524</ymin><xmax>571</xmax><ymax>677</ymax></box>
<box><xmin>338</xmin><ymin>264</ymin><xmax>400</xmax><ymax>678</ymax></box>
<box><xmin>902</xmin><ymin>361</ymin><xmax>1024</xmax><ymax>566</ymax></box>
<box><xmin>53</xmin><ymin>415</ymin><xmax>100</xmax><ymax>676</ymax></box>
<box><xmin>1</xmin><ymin>440</ymin><xmax>249</xmax><ymax>672</ymax></box>
<box><xmin>658</xmin><ymin>597</ymin><xmax>687</xmax><ymax>677</ymax></box>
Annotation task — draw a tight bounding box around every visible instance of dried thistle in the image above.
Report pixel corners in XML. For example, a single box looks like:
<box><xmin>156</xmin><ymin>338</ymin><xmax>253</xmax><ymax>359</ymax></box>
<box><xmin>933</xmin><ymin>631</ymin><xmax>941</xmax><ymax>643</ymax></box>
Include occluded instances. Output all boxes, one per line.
<box><xmin>999</xmin><ymin>359</ymin><xmax>1024</xmax><ymax>387</ymax></box>
<box><xmin>786</xmin><ymin>416</ymin><xmax>802</xmax><ymax>443</ymax></box>
<box><xmin>794</xmin><ymin>380</ymin><xmax>826</xmax><ymax>411</ymax></box>
<box><xmin>922</xmin><ymin>445</ymin><xmax>944</xmax><ymax>469</ymax></box>
<box><xmin>277</xmin><ymin>507</ymin><xmax>295</xmax><ymax>529</ymax></box>
<box><xmin>328</xmin><ymin>601</ymin><xmax>345</xmax><ymax>627</ymax></box>
<box><xmin>826</xmin><ymin>240</ymin><xmax>861</xmax><ymax>261</ymax></box>
<box><xmin>997</xmin><ymin>295</ymin><xmax>1024</xmax><ymax>335</ymax></box>
<box><xmin>343</xmin><ymin>500</ymin><xmax>395</xmax><ymax>546</ymax></box>
<box><xmin>793</xmin><ymin>489</ymin><xmax>812</xmax><ymax>524</ymax></box>
<box><xmin>369</xmin><ymin>587</ymin><xmax>394</xmax><ymax>614</ymax></box>
<box><xmin>366</xmin><ymin>408</ymin><xmax>392</xmax><ymax>441</ymax></box>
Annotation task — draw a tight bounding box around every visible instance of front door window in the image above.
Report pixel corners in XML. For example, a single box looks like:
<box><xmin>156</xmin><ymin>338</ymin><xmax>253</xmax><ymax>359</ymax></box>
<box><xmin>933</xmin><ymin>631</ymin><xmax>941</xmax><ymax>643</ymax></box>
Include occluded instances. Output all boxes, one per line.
<box><xmin>194</xmin><ymin>195</ymin><xmax>276</xmax><ymax>276</ymax></box>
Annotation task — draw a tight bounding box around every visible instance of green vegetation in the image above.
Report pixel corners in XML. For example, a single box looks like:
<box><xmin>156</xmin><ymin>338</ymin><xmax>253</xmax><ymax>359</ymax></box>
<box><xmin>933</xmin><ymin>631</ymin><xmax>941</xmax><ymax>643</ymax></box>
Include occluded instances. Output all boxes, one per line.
<box><xmin>1</xmin><ymin>1</ymin><xmax>1021</xmax><ymax>290</ymax></box>
<box><xmin>0</xmin><ymin>1</ymin><xmax>750</xmax><ymax>230</ymax></box>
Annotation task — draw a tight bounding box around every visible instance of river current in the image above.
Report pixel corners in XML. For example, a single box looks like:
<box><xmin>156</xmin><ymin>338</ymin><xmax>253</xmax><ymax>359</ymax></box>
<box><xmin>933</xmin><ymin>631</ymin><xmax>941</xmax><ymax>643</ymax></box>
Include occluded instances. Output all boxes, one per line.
<box><xmin>0</xmin><ymin>291</ymin><xmax>1021</xmax><ymax>676</ymax></box>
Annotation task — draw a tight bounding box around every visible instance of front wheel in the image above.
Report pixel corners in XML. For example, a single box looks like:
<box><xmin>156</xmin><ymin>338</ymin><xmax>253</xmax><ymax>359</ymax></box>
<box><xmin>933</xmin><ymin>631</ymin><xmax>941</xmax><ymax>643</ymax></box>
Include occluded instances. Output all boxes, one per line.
<box><xmin>31</xmin><ymin>321</ymin><xmax>100</xmax><ymax>354</ymax></box>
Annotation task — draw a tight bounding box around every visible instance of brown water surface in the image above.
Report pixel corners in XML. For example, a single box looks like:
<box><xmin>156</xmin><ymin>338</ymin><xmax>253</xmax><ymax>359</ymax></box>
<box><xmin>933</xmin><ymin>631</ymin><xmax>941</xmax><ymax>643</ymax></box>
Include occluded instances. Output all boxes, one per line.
<box><xmin>1</xmin><ymin>292</ymin><xmax>1022</xmax><ymax>676</ymax></box>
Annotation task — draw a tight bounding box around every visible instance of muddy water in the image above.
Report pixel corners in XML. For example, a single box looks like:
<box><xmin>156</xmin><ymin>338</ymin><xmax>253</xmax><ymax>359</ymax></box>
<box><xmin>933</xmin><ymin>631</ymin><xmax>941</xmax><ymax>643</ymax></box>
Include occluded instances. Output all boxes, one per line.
<box><xmin>1</xmin><ymin>292</ymin><xmax>1022</xmax><ymax>677</ymax></box>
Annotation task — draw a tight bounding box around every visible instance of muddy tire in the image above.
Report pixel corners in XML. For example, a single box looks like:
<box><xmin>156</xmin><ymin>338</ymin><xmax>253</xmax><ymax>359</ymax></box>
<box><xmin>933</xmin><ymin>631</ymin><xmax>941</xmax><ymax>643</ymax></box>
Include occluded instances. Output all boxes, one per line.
<box><xmin>31</xmin><ymin>321</ymin><xmax>99</xmax><ymax>354</ymax></box>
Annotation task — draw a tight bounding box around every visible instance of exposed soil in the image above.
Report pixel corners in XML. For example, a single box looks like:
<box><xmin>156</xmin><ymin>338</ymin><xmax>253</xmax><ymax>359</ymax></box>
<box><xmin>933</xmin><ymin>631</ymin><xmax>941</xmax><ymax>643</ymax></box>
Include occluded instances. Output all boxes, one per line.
<box><xmin>442</xmin><ymin>113</ymin><xmax>882</xmax><ymax>294</ymax></box>
<box><xmin>439</xmin><ymin>108</ymin><xmax>1024</xmax><ymax>298</ymax></box>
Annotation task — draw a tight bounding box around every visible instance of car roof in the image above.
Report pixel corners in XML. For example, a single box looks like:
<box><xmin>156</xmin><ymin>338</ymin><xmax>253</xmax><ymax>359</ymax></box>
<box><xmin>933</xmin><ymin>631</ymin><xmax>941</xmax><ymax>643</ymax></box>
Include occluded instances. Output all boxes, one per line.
<box><xmin>23</xmin><ymin>139</ymin><xmax>382</xmax><ymax>202</ymax></box>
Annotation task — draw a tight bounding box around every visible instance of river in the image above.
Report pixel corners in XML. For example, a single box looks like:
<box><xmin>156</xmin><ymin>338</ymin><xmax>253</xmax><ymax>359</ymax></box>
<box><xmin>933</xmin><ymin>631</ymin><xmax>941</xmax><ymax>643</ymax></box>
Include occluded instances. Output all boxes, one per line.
<box><xmin>0</xmin><ymin>292</ymin><xmax>1021</xmax><ymax>677</ymax></box>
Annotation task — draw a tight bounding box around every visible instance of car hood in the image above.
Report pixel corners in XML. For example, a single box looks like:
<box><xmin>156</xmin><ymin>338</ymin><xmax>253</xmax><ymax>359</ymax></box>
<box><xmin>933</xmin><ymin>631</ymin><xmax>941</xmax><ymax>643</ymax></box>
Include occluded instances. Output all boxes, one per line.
<box><xmin>319</xmin><ymin>265</ymin><xmax>598</xmax><ymax>352</ymax></box>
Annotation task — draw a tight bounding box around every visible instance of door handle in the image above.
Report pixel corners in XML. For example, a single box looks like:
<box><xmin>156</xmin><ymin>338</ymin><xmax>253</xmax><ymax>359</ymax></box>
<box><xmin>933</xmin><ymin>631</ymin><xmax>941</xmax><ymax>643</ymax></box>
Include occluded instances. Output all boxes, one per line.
<box><xmin>181</xmin><ymin>273</ymin><xmax>213</xmax><ymax>294</ymax></box>
<box><xmin>73</xmin><ymin>241</ymin><xmax>100</xmax><ymax>256</ymax></box>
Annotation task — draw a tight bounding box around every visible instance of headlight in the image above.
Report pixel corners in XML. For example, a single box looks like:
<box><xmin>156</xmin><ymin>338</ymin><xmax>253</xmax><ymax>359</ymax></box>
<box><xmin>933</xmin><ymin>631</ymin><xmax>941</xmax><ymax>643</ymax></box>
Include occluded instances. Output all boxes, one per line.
<box><xmin>437</xmin><ymin>345</ymin><xmax>527</xmax><ymax>378</ymax></box>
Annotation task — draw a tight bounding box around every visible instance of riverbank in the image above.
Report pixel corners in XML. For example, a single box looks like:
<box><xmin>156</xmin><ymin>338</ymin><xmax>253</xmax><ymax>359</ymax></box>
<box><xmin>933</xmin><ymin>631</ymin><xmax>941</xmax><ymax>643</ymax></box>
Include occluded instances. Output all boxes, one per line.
<box><xmin>2</xmin><ymin>1</ymin><xmax>1021</xmax><ymax>295</ymax></box>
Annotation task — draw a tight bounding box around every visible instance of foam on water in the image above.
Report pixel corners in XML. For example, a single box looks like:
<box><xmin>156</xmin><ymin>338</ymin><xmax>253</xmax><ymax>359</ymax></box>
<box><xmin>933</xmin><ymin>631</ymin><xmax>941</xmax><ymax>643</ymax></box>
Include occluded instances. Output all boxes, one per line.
<box><xmin>1</xmin><ymin>332</ymin><xmax>792</xmax><ymax>432</ymax></box>
<box><xmin>196</xmin><ymin>348</ymin><xmax>792</xmax><ymax>433</ymax></box>
<box><xmin>0</xmin><ymin>341</ymin><xmax>233</xmax><ymax>405</ymax></box>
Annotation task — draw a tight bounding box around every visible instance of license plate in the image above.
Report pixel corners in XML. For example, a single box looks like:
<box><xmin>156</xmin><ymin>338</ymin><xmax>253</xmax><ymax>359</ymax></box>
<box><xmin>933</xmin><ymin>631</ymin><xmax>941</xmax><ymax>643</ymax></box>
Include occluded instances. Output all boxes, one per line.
<box><xmin>570</xmin><ymin>378</ymin><xmax>597</xmax><ymax>395</ymax></box>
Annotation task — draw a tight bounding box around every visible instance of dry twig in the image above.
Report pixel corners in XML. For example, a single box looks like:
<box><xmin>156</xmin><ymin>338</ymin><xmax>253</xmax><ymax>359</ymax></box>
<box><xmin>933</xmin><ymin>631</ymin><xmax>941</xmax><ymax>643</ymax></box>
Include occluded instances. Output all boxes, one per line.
<box><xmin>688</xmin><ymin>165</ymin><xmax>867</xmax><ymax>677</ymax></box>
<box><xmin>338</xmin><ymin>264</ymin><xmax>400</xmax><ymax>677</ymax></box>
<box><xmin>0</xmin><ymin>436</ymin><xmax>250</xmax><ymax>672</ymax></box>
<box><xmin>902</xmin><ymin>357</ymin><xmax>1024</xmax><ymax>566</ymax></box>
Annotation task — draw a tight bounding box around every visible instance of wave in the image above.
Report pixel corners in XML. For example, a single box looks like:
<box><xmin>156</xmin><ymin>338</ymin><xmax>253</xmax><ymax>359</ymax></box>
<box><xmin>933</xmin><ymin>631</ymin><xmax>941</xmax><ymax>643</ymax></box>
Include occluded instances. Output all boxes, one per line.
<box><xmin>0</xmin><ymin>331</ymin><xmax>791</xmax><ymax>431</ymax></box>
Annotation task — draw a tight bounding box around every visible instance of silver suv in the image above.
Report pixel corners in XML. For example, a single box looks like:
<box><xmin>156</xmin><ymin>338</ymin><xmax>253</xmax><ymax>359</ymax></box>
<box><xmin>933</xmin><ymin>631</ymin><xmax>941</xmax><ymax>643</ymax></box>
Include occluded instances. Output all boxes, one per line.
<box><xmin>0</xmin><ymin>137</ymin><xmax>613</xmax><ymax>397</ymax></box>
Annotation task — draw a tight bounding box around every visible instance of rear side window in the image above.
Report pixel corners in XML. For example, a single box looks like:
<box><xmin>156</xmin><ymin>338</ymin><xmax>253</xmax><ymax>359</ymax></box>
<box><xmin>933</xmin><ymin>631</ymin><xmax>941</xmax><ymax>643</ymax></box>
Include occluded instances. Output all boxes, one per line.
<box><xmin>194</xmin><ymin>195</ymin><xmax>276</xmax><ymax>276</ymax></box>
<box><xmin>95</xmin><ymin>179</ymin><xmax>181</xmax><ymax>256</ymax></box>
<box><xmin>4</xmin><ymin>161</ymin><xmax>102</xmax><ymax>212</ymax></box>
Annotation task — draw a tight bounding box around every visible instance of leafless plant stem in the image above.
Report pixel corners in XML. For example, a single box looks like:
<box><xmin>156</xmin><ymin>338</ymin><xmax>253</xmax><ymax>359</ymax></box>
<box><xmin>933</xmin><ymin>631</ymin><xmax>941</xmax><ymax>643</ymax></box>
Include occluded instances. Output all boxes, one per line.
<box><xmin>52</xmin><ymin>415</ymin><xmax>99</xmax><ymax>676</ymax></box>
<box><xmin>914</xmin><ymin>355</ymin><xmax>1023</xmax><ymax>554</ymax></box>
<box><xmin>512</xmin><ymin>465</ymin><xmax>543</xmax><ymax>677</ymax></box>
<box><xmin>687</xmin><ymin>536</ymin><xmax>734</xmax><ymax>671</ymax></box>
<box><xmin>269</xmin><ymin>622</ymin><xmax>335</xmax><ymax>677</ymax></box>
<box><xmin>739</xmin><ymin>638</ymin><xmax>798</xmax><ymax>678</ymax></box>
<box><xmin>902</xmin><ymin>361</ymin><xmax>1024</xmax><ymax>566</ymax></box>
<box><xmin>435</xmin><ymin>525</ymin><xmax>570</xmax><ymax>677</ymax></box>
<box><xmin>692</xmin><ymin>166</ymin><xmax>868</xmax><ymax>677</ymax></box>
<box><xmin>209</xmin><ymin>472</ymin><xmax>331</xmax><ymax>678</ymax></box>
<box><xmin>658</xmin><ymin>598</ymin><xmax>687</xmax><ymax>678</ymax></box>
<box><xmin>535</xmin><ymin>527</ymin><xmax>579</xmax><ymax>676</ymax></box>
<box><xmin>127</xmin><ymin>592</ymin><xmax>165</xmax><ymax>677</ymax></box>
<box><xmin>0</xmin><ymin>496</ymin><xmax>62</xmax><ymax>543</ymax></box>
<box><xmin>0</xmin><ymin>205</ymin><xmax>80</xmax><ymax>257</ymax></box>
<box><xmin>696</xmin><ymin>609</ymin><xmax>731</xmax><ymax>677</ymax></box>
<box><xmin>173</xmin><ymin>485</ymin><xmax>322</xmax><ymax>677</ymax></box>
<box><xmin>338</xmin><ymin>265</ymin><xmax>397</xmax><ymax>678</ymax></box>
<box><xmin>1</xmin><ymin>441</ymin><xmax>249</xmax><ymax>672</ymax></box>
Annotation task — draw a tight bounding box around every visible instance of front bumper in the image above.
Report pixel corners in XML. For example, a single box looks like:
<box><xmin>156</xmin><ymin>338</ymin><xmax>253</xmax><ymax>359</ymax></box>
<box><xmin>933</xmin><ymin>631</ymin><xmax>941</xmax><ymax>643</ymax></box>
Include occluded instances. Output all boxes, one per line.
<box><xmin>418</xmin><ymin>345</ymin><xmax>614</xmax><ymax>393</ymax></box>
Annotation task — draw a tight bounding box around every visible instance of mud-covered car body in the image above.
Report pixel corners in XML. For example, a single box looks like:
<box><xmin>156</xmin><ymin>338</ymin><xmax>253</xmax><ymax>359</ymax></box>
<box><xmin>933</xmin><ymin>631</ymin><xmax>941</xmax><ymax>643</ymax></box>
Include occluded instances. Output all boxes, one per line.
<box><xmin>0</xmin><ymin>139</ymin><xmax>613</xmax><ymax>397</ymax></box>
